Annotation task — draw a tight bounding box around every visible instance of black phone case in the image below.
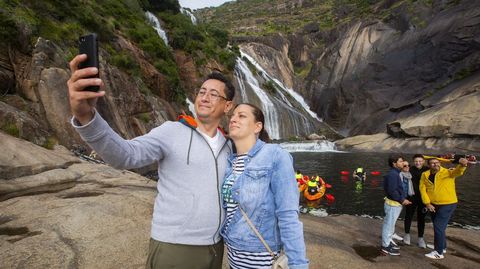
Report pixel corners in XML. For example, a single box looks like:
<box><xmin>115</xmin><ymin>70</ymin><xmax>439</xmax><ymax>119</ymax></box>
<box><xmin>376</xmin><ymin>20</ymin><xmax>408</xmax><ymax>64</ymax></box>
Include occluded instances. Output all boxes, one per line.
<box><xmin>78</xmin><ymin>33</ymin><xmax>99</xmax><ymax>92</ymax></box>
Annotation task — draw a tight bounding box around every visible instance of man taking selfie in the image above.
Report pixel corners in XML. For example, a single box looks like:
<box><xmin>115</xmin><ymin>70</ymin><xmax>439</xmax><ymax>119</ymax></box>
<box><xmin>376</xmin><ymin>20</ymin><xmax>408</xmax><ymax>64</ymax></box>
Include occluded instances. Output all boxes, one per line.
<box><xmin>67</xmin><ymin>53</ymin><xmax>235</xmax><ymax>269</ymax></box>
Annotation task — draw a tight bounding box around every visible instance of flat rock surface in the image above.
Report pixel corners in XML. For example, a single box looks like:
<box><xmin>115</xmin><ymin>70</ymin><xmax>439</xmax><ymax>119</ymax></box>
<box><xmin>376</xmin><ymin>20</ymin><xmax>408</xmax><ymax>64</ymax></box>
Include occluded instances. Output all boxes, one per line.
<box><xmin>1</xmin><ymin>133</ymin><xmax>479</xmax><ymax>268</ymax></box>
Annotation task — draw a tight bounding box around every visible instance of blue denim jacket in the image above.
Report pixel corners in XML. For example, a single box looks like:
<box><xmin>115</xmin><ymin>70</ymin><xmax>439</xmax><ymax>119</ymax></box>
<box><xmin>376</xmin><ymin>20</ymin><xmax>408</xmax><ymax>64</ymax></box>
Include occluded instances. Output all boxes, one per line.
<box><xmin>220</xmin><ymin>139</ymin><xmax>309</xmax><ymax>269</ymax></box>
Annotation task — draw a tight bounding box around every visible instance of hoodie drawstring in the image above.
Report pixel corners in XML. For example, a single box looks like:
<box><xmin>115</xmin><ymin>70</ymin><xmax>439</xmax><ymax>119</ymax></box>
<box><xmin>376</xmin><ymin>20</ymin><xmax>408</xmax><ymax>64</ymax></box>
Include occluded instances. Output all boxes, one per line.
<box><xmin>187</xmin><ymin>129</ymin><xmax>193</xmax><ymax>165</ymax></box>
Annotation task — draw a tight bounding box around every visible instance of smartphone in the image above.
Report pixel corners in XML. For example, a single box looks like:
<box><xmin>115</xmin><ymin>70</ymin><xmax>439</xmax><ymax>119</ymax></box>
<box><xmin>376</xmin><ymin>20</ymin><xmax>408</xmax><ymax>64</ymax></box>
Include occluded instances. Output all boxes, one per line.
<box><xmin>78</xmin><ymin>33</ymin><xmax>99</xmax><ymax>92</ymax></box>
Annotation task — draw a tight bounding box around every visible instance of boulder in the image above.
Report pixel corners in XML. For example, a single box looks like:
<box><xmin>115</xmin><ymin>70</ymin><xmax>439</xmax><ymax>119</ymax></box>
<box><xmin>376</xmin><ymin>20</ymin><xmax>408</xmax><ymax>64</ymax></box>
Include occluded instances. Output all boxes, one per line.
<box><xmin>307</xmin><ymin>133</ymin><xmax>326</xmax><ymax>140</ymax></box>
<box><xmin>397</xmin><ymin>91</ymin><xmax>480</xmax><ymax>138</ymax></box>
<box><xmin>0</xmin><ymin>132</ymin><xmax>155</xmax><ymax>269</ymax></box>
<box><xmin>0</xmin><ymin>132</ymin><xmax>80</xmax><ymax>180</ymax></box>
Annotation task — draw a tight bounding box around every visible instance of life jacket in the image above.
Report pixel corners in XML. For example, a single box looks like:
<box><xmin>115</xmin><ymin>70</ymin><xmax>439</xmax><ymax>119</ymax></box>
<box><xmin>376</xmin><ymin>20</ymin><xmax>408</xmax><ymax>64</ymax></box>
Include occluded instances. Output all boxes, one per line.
<box><xmin>307</xmin><ymin>180</ymin><xmax>318</xmax><ymax>194</ymax></box>
<box><xmin>307</xmin><ymin>180</ymin><xmax>317</xmax><ymax>188</ymax></box>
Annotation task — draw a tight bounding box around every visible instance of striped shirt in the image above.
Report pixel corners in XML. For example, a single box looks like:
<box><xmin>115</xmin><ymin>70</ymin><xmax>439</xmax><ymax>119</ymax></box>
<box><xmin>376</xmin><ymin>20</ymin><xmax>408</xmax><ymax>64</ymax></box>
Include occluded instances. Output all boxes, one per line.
<box><xmin>221</xmin><ymin>154</ymin><xmax>276</xmax><ymax>269</ymax></box>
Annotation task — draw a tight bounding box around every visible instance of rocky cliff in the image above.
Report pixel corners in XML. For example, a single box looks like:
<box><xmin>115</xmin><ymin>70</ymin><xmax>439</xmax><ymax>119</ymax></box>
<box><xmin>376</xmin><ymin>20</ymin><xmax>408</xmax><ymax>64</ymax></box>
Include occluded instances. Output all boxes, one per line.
<box><xmin>0</xmin><ymin>0</ymin><xmax>235</xmax><ymax>152</ymax></box>
<box><xmin>199</xmin><ymin>0</ymin><xmax>480</xmax><ymax>153</ymax></box>
<box><xmin>0</xmin><ymin>37</ymin><xmax>175</xmax><ymax>149</ymax></box>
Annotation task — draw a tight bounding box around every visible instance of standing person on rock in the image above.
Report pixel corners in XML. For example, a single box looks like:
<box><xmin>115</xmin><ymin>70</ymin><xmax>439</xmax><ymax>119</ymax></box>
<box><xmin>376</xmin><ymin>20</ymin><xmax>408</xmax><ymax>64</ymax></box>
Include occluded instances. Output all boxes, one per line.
<box><xmin>420</xmin><ymin>157</ymin><xmax>468</xmax><ymax>260</ymax></box>
<box><xmin>67</xmin><ymin>54</ymin><xmax>235</xmax><ymax>269</ymax></box>
<box><xmin>381</xmin><ymin>155</ymin><xmax>411</xmax><ymax>256</ymax></box>
<box><xmin>403</xmin><ymin>154</ymin><xmax>429</xmax><ymax>248</ymax></box>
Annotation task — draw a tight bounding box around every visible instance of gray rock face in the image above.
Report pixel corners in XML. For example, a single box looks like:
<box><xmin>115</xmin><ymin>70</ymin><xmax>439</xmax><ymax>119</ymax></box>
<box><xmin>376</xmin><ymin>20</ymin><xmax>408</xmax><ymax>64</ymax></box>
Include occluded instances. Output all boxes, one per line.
<box><xmin>229</xmin><ymin>1</ymin><xmax>480</xmax><ymax>144</ymax></box>
<box><xmin>335</xmin><ymin>133</ymin><xmax>480</xmax><ymax>154</ymax></box>
<box><xmin>0</xmin><ymin>36</ymin><xmax>175</xmax><ymax>151</ymax></box>
<box><xmin>305</xmin><ymin>1</ymin><xmax>480</xmax><ymax>137</ymax></box>
<box><xmin>0</xmin><ymin>132</ymin><xmax>155</xmax><ymax>268</ymax></box>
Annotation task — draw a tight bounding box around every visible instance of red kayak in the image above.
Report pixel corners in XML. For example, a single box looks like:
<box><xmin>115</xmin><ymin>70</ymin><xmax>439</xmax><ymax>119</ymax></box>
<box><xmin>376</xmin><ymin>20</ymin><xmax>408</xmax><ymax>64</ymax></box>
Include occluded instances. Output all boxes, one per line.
<box><xmin>370</xmin><ymin>171</ymin><xmax>381</xmax><ymax>176</ymax></box>
<box><xmin>340</xmin><ymin>171</ymin><xmax>349</xmax><ymax>175</ymax></box>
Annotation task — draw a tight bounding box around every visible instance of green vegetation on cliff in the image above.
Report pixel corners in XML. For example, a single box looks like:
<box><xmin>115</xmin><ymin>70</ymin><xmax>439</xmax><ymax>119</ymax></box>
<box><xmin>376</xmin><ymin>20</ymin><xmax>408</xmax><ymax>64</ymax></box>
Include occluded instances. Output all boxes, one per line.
<box><xmin>0</xmin><ymin>0</ymin><xmax>236</xmax><ymax>103</ymax></box>
<box><xmin>196</xmin><ymin>0</ymin><xmax>461</xmax><ymax>36</ymax></box>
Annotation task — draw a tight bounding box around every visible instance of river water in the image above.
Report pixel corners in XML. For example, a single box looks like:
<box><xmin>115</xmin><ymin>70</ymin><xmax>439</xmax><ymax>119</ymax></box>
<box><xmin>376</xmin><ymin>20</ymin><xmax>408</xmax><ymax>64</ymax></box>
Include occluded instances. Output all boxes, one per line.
<box><xmin>292</xmin><ymin>152</ymin><xmax>480</xmax><ymax>229</ymax></box>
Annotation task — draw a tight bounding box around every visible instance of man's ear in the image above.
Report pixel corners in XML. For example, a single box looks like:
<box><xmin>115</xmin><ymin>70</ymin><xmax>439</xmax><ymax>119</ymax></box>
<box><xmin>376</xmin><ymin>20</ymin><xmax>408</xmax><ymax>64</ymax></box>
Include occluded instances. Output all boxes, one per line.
<box><xmin>224</xmin><ymin>101</ymin><xmax>234</xmax><ymax>113</ymax></box>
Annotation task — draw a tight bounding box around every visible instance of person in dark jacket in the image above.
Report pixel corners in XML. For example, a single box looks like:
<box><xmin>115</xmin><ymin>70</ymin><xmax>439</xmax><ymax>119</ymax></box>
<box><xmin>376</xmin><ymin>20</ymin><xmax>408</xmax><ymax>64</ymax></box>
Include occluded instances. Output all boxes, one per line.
<box><xmin>381</xmin><ymin>155</ymin><xmax>411</xmax><ymax>256</ymax></box>
<box><xmin>403</xmin><ymin>154</ymin><xmax>429</xmax><ymax>248</ymax></box>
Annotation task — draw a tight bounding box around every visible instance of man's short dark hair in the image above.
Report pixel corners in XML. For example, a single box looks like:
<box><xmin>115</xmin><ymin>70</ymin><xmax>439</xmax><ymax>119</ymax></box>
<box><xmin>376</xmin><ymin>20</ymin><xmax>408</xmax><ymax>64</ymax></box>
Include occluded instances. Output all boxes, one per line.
<box><xmin>205</xmin><ymin>72</ymin><xmax>235</xmax><ymax>101</ymax></box>
<box><xmin>413</xmin><ymin>154</ymin><xmax>424</xmax><ymax>160</ymax></box>
<box><xmin>388</xmin><ymin>154</ymin><xmax>404</xmax><ymax>168</ymax></box>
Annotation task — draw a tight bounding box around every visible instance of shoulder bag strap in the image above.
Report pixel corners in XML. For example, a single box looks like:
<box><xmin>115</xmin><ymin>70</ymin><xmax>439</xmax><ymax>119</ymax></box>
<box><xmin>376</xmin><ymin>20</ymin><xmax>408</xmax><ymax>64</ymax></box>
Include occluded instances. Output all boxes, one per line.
<box><xmin>239</xmin><ymin>206</ymin><xmax>275</xmax><ymax>258</ymax></box>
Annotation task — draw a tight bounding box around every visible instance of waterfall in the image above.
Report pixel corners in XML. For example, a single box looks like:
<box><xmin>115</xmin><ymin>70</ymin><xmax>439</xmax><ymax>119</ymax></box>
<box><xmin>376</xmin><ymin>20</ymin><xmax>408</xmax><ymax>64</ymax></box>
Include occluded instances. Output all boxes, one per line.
<box><xmin>234</xmin><ymin>50</ymin><xmax>324</xmax><ymax>139</ymax></box>
<box><xmin>235</xmin><ymin>57</ymin><xmax>281</xmax><ymax>139</ymax></box>
<box><xmin>234</xmin><ymin>58</ymin><xmax>250</xmax><ymax>102</ymax></box>
<box><xmin>180</xmin><ymin>7</ymin><xmax>197</xmax><ymax>25</ymax></box>
<box><xmin>279</xmin><ymin>141</ymin><xmax>338</xmax><ymax>152</ymax></box>
<box><xmin>240</xmin><ymin>51</ymin><xmax>322</xmax><ymax>121</ymax></box>
<box><xmin>186</xmin><ymin>98</ymin><xmax>196</xmax><ymax>117</ymax></box>
<box><xmin>145</xmin><ymin>11</ymin><xmax>169</xmax><ymax>46</ymax></box>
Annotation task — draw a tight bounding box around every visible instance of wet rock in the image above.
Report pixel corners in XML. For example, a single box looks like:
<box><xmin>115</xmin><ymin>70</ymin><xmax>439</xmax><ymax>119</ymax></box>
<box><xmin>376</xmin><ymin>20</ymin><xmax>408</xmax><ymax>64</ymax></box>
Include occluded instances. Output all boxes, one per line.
<box><xmin>307</xmin><ymin>133</ymin><xmax>326</xmax><ymax>140</ymax></box>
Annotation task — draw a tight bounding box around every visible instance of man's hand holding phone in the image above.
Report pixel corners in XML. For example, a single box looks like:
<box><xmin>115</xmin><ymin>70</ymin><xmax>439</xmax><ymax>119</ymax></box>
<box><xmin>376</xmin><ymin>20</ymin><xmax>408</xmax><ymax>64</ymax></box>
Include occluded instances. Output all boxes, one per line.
<box><xmin>67</xmin><ymin>33</ymin><xmax>105</xmax><ymax>125</ymax></box>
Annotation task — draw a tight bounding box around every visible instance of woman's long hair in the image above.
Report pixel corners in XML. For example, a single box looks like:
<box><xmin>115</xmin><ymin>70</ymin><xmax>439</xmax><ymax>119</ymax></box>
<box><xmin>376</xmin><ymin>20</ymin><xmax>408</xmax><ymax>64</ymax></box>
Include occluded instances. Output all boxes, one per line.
<box><xmin>235</xmin><ymin>103</ymin><xmax>270</xmax><ymax>142</ymax></box>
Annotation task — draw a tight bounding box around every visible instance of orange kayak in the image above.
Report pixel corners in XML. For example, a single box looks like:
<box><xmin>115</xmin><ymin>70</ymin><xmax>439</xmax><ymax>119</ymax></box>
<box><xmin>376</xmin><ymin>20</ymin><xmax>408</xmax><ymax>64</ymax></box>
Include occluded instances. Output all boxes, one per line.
<box><xmin>304</xmin><ymin>183</ymin><xmax>326</xmax><ymax>201</ymax></box>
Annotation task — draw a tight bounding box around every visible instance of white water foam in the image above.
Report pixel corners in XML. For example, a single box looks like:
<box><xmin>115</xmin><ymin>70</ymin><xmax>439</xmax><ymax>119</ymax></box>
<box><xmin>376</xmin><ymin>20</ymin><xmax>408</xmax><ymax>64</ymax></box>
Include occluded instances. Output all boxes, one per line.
<box><xmin>280</xmin><ymin>141</ymin><xmax>339</xmax><ymax>152</ymax></box>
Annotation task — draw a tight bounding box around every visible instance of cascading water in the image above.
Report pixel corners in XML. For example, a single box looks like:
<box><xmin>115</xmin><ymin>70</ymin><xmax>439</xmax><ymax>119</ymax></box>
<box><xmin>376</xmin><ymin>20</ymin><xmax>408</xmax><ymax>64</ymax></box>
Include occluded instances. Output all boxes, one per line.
<box><xmin>145</xmin><ymin>11</ymin><xmax>169</xmax><ymax>46</ymax></box>
<box><xmin>180</xmin><ymin>7</ymin><xmax>197</xmax><ymax>25</ymax></box>
<box><xmin>234</xmin><ymin>58</ymin><xmax>250</xmax><ymax>102</ymax></box>
<box><xmin>186</xmin><ymin>98</ymin><xmax>196</xmax><ymax>117</ymax></box>
<box><xmin>240</xmin><ymin>51</ymin><xmax>322</xmax><ymax>121</ymax></box>
<box><xmin>235</xmin><ymin>57</ymin><xmax>280</xmax><ymax>139</ymax></box>
<box><xmin>234</xmin><ymin>50</ymin><xmax>322</xmax><ymax>139</ymax></box>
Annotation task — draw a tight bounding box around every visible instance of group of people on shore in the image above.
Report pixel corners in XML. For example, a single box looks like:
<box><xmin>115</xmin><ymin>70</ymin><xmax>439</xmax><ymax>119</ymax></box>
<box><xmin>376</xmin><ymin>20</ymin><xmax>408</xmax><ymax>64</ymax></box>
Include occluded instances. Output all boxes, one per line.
<box><xmin>382</xmin><ymin>154</ymin><xmax>469</xmax><ymax>259</ymax></box>
<box><xmin>68</xmin><ymin>54</ymin><xmax>308</xmax><ymax>269</ymax></box>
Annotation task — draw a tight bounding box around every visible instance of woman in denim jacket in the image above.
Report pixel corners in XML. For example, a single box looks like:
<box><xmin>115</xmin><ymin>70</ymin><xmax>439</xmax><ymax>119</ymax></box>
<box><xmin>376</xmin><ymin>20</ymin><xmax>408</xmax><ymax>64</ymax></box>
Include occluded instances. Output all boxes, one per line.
<box><xmin>221</xmin><ymin>103</ymin><xmax>309</xmax><ymax>269</ymax></box>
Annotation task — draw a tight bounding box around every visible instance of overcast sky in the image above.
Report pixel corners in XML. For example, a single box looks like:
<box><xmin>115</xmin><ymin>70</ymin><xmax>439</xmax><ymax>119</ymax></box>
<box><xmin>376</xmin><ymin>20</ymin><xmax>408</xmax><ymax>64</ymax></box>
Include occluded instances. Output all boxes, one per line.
<box><xmin>179</xmin><ymin>0</ymin><xmax>234</xmax><ymax>10</ymax></box>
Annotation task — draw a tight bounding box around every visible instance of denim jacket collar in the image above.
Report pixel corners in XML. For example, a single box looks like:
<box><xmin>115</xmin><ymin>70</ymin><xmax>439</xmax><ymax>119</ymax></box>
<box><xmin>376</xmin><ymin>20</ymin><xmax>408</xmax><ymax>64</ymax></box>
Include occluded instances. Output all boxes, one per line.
<box><xmin>228</xmin><ymin>139</ymin><xmax>265</xmax><ymax>163</ymax></box>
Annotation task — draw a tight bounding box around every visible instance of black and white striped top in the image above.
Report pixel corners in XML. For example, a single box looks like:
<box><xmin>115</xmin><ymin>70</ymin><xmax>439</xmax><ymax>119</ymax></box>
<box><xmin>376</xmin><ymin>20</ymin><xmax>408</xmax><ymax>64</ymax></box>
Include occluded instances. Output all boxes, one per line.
<box><xmin>221</xmin><ymin>154</ymin><xmax>276</xmax><ymax>269</ymax></box>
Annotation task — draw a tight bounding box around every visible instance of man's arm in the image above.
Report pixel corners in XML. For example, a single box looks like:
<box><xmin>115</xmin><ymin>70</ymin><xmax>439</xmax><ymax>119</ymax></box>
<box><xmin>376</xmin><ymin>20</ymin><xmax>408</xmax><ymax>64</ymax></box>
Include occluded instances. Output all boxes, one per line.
<box><xmin>448</xmin><ymin>158</ymin><xmax>468</xmax><ymax>178</ymax></box>
<box><xmin>68</xmin><ymin>54</ymin><xmax>167</xmax><ymax>169</ymax></box>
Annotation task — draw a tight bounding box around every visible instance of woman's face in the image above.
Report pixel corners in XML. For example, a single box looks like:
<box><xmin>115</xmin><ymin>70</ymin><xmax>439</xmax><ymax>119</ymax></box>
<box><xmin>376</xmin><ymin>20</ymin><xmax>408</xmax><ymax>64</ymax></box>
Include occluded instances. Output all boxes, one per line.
<box><xmin>402</xmin><ymin>162</ymin><xmax>410</xmax><ymax>172</ymax></box>
<box><xmin>229</xmin><ymin>104</ymin><xmax>262</xmax><ymax>140</ymax></box>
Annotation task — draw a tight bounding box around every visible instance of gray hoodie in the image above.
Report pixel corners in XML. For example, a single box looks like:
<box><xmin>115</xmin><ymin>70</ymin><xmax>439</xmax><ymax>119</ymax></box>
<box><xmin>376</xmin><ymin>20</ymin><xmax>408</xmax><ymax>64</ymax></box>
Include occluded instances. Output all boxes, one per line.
<box><xmin>72</xmin><ymin>112</ymin><xmax>231</xmax><ymax>245</ymax></box>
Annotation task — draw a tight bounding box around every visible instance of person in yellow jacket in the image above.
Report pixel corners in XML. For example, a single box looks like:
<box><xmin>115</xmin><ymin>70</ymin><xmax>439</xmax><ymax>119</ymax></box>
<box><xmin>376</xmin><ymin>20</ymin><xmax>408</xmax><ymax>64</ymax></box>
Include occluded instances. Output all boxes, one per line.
<box><xmin>420</xmin><ymin>157</ymin><xmax>468</xmax><ymax>260</ymax></box>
